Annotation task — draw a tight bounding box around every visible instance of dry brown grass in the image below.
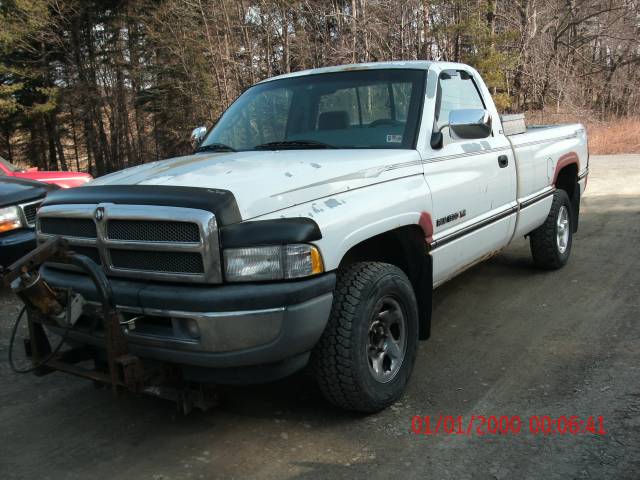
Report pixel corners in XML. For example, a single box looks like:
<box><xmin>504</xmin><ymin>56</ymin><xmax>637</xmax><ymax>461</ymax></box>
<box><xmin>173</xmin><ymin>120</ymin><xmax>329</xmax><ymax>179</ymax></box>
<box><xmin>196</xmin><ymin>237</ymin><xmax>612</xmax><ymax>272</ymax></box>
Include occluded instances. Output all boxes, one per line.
<box><xmin>524</xmin><ymin>111</ymin><xmax>640</xmax><ymax>155</ymax></box>
<box><xmin>585</xmin><ymin>118</ymin><xmax>640</xmax><ymax>155</ymax></box>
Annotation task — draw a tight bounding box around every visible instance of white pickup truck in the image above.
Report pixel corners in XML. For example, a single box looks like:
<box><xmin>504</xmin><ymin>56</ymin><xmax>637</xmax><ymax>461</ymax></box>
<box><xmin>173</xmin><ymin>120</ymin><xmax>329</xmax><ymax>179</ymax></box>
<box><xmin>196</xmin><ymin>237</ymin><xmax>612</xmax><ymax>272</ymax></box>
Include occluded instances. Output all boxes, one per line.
<box><xmin>36</xmin><ymin>61</ymin><xmax>588</xmax><ymax>412</ymax></box>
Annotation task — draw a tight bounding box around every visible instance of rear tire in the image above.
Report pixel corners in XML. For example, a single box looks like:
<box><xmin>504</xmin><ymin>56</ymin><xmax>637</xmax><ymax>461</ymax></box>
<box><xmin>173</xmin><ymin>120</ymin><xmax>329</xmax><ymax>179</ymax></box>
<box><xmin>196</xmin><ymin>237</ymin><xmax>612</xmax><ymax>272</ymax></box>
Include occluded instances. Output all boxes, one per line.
<box><xmin>311</xmin><ymin>262</ymin><xmax>419</xmax><ymax>413</ymax></box>
<box><xmin>530</xmin><ymin>189</ymin><xmax>573</xmax><ymax>269</ymax></box>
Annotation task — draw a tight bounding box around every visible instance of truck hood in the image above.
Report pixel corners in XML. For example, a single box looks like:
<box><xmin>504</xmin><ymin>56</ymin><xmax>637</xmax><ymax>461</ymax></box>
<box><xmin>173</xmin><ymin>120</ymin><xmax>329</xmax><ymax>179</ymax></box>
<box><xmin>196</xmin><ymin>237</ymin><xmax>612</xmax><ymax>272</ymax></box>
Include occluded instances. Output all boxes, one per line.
<box><xmin>0</xmin><ymin>177</ymin><xmax>58</xmax><ymax>208</ymax></box>
<box><xmin>89</xmin><ymin>149</ymin><xmax>422</xmax><ymax>219</ymax></box>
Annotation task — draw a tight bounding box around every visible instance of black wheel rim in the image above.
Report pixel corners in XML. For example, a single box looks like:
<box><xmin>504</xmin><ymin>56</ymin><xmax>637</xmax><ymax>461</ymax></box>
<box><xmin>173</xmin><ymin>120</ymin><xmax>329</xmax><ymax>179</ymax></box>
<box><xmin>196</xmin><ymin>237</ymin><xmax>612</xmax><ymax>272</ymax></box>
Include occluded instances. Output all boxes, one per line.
<box><xmin>367</xmin><ymin>296</ymin><xmax>407</xmax><ymax>383</ymax></box>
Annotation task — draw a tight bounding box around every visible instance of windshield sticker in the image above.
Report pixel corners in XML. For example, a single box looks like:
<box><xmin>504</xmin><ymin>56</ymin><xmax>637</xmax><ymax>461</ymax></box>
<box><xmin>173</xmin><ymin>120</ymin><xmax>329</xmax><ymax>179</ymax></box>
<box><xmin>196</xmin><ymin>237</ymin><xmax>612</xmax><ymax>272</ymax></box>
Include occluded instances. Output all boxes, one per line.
<box><xmin>386</xmin><ymin>134</ymin><xmax>402</xmax><ymax>143</ymax></box>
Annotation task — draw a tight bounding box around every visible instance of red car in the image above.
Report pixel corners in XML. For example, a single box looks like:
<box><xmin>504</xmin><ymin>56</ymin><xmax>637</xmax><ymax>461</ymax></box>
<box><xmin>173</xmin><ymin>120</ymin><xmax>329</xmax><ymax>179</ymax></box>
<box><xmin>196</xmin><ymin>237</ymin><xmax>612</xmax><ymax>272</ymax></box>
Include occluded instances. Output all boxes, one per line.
<box><xmin>0</xmin><ymin>156</ymin><xmax>92</xmax><ymax>188</ymax></box>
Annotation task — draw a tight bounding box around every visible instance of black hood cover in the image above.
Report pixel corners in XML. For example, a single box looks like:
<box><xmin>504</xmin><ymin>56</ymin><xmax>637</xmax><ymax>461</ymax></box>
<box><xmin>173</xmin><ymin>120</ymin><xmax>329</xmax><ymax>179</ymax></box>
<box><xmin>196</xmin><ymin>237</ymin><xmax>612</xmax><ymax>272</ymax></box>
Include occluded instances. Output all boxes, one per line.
<box><xmin>41</xmin><ymin>185</ymin><xmax>242</xmax><ymax>225</ymax></box>
<box><xmin>0</xmin><ymin>177</ymin><xmax>58</xmax><ymax>208</ymax></box>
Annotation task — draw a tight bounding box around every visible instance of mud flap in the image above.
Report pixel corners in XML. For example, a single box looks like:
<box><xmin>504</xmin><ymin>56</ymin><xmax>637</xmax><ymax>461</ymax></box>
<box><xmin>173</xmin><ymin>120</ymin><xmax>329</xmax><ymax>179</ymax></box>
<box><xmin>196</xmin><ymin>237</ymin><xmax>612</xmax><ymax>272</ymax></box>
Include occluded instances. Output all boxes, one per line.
<box><xmin>417</xmin><ymin>253</ymin><xmax>433</xmax><ymax>340</ymax></box>
<box><xmin>393</xmin><ymin>229</ymin><xmax>433</xmax><ymax>341</ymax></box>
<box><xmin>571</xmin><ymin>181</ymin><xmax>581</xmax><ymax>233</ymax></box>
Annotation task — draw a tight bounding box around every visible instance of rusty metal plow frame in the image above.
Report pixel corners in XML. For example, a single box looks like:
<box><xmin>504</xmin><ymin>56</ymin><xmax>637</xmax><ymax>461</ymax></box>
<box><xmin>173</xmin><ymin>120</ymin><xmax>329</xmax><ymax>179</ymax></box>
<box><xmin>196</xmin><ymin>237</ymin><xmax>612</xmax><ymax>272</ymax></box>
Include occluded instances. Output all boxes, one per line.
<box><xmin>3</xmin><ymin>236</ymin><xmax>218</xmax><ymax>413</ymax></box>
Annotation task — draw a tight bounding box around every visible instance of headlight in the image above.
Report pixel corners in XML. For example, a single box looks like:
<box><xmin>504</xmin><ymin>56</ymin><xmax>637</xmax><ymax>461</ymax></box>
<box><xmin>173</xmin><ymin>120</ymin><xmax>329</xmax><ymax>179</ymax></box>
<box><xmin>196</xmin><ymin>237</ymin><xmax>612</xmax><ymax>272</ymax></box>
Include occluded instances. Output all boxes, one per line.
<box><xmin>0</xmin><ymin>206</ymin><xmax>23</xmax><ymax>233</ymax></box>
<box><xmin>223</xmin><ymin>244</ymin><xmax>324</xmax><ymax>282</ymax></box>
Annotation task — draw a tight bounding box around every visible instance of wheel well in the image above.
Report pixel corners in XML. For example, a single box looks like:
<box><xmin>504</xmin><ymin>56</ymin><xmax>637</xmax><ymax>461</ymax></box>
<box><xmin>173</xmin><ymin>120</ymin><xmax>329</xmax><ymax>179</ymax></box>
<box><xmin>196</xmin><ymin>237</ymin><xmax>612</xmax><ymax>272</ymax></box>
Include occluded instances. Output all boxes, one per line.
<box><xmin>555</xmin><ymin>163</ymin><xmax>578</xmax><ymax>198</ymax></box>
<box><xmin>339</xmin><ymin>226</ymin><xmax>432</xmax><ymax>340</ymax></box>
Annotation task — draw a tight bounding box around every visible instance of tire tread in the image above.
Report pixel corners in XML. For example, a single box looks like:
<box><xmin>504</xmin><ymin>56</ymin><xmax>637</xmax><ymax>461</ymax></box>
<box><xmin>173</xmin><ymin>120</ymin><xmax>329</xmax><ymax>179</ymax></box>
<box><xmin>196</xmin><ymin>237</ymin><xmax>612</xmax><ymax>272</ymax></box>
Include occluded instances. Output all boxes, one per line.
<box><xmin>312</xmin><ymin>262</ymin><xmax>409</xmax><ymax>412</ymax></box>
<box><xmin>530</xmin><ymin>189</ymin><xmax>572</xmax><ymax>269</ymax></box>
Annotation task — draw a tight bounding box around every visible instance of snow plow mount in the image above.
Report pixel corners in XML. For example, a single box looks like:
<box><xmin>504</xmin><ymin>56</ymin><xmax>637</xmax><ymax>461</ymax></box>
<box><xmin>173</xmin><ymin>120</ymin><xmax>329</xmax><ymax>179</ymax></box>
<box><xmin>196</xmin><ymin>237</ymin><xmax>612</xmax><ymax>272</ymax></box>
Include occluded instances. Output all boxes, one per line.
<box><xmin>2</xmin><ymin>236</ymin><xmax>218</xmax><ymax>414</ymax></box>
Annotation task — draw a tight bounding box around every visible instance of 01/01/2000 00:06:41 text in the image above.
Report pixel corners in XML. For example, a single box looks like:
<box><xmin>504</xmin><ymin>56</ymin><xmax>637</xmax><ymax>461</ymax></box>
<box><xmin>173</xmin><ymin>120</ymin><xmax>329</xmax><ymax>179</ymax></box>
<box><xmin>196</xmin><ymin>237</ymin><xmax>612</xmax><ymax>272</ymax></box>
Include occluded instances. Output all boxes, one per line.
<box><xmin>410</xmin><ymin>415</ymin><xmax>607</xmax><ymax>436</ymax></box>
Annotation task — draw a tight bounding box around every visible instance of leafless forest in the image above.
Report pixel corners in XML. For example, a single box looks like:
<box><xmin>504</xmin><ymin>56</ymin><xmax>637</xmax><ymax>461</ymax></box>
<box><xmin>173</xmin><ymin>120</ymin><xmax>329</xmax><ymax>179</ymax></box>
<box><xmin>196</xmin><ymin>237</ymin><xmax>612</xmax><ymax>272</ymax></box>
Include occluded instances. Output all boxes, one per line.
<box><xmin>1</xmin><ymin>0</ymin><xmax>639</xmax><ymax>175</ymax></box>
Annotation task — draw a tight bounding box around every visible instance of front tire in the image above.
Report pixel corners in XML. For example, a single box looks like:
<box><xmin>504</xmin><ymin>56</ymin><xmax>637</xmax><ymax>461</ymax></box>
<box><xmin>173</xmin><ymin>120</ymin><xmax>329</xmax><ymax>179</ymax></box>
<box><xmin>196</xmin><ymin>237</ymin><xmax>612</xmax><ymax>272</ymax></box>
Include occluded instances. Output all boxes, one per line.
<box><xmin>530</xmin><ymin>189</ymin><xmax>573</xmax><ymax>269</ymax></box>
<box><xmin>311</xmin><ymin>262</ymin><xmax>419</xmax><ymax>413</ymax></box>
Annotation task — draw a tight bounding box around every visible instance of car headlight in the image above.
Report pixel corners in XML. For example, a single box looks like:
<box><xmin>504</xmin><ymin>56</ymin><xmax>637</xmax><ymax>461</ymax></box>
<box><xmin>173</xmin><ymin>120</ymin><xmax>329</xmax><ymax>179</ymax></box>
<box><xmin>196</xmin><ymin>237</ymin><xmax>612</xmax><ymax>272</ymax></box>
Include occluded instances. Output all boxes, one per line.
<box><xmin>223</xmin><ymin>244</ymin><xmax>324</xmax><ymax>282</ymax></box>
<box><xmin>0</xmin><ymin>206</ymin><xmax>23</xmax><ymax>233</ymax></box>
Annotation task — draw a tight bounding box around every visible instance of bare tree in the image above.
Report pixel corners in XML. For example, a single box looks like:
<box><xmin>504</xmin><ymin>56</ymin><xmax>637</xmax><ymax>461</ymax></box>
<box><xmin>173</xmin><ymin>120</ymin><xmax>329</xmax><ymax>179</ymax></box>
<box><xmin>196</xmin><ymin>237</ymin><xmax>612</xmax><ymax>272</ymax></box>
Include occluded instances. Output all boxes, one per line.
<box><xmin>1</xmin><ymin>0</ymin><xmax>638</xmax><ymax>172</ymax></box>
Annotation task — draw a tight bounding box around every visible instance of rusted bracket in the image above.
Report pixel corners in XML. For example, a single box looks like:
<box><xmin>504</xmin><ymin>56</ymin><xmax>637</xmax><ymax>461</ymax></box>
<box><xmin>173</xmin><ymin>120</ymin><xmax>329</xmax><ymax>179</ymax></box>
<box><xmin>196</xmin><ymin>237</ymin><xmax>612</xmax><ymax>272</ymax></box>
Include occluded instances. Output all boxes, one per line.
<box><xmin>115</xmin><ymin>354</ymin><xmax>146</xmax><ymax>393</ymax></box>
<box><xmin>2</xmin><ymin>236</ymin><xmax>70</xmax><ymax>287</ymax></box>
<box><xmin>3</xmin><ymin>235</ymin><xmax>214</xmax><ymax>412</ymax></box>
<box><xmin>3</xmin><ymin>235</ymin><xmax>145</xmax><ymax>395</ymax></box>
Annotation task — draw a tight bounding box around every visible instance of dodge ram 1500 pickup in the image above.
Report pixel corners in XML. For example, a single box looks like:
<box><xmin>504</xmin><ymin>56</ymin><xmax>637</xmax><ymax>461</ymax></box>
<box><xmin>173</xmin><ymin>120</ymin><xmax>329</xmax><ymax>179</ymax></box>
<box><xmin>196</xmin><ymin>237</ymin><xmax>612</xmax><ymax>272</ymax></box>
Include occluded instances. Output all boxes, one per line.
<box><xmin>28</xmin><ymin>61</ymin><xmax>588</xmax><ymax>412</ymax></box>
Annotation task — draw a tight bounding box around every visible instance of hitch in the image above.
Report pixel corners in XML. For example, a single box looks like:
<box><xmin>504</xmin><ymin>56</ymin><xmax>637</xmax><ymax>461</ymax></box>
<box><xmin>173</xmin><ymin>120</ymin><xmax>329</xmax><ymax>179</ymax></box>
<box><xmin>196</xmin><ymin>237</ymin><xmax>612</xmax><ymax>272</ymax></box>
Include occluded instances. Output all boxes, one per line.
<box><xmin>3</xmin><ymin>236</ymin><xmax>218</xmax><ymax>412</ymax></box>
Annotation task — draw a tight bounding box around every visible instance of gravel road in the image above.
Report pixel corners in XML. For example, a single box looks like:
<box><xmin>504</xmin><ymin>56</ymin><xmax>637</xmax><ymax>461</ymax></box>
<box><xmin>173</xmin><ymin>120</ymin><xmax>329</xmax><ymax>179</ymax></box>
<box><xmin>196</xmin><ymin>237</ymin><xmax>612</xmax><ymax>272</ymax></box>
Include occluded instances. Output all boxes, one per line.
<box><xmin>1</xmin><ymin>155</ymin><xmax>639</xmax><ymax>480</ymax></box>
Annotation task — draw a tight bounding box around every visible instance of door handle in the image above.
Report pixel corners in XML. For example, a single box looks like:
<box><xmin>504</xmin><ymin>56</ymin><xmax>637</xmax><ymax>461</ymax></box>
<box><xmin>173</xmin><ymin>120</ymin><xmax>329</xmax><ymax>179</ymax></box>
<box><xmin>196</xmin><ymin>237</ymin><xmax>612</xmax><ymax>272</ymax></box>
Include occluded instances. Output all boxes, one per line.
<box><xmin>498</xmin><ymin>155</ymin><xmax>509</xmax><ymax>168</ymax></box>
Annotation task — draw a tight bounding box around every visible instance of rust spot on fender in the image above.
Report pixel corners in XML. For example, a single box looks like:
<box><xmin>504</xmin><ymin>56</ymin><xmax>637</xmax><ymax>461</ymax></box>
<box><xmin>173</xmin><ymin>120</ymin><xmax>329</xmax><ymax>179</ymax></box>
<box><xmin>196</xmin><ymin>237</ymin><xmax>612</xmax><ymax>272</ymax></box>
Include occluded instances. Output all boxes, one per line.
<box><xmin>419</xmin><ymin>212</ymin><xmax>434</xmax><ymax>245</ymax></box>
<box><xmin>552</xmin><ymin>151</ymin><xmax>580</xmax><ymax>185</ymax></box>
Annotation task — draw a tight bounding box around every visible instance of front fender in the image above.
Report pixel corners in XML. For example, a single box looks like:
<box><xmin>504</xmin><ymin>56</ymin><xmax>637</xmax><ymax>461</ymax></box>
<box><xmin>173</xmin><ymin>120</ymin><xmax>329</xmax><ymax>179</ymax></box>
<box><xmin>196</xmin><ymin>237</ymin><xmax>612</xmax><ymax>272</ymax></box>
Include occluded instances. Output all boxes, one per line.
<box><xmin>251</xmin><ymin>174</ymin><xmax>433</xmax><ymax>271</ymax></box>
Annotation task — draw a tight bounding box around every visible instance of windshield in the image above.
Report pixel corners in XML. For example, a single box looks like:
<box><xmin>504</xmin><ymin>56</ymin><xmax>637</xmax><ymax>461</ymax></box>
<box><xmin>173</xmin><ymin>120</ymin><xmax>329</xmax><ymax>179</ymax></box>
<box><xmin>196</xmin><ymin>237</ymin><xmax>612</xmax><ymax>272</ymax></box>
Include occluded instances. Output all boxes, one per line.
<box><xmin>0</xmin><ymin>156</ymin><xmax>23</xmax><ymax>173</ymax></box>
<box><xmin>201</xmin><ymin>69</ymin><xmax>426</xmax><ymax>151</ymax></box>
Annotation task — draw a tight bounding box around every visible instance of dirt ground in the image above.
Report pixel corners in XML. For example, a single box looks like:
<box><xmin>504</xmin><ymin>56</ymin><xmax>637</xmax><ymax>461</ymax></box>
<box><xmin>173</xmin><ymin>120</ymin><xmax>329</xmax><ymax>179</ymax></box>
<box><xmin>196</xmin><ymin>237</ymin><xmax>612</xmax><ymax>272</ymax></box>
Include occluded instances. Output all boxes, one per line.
<box><xmin>1</xmin><ymin>155</ymin><xmax>639</xmax><ymax>480</ymax></box>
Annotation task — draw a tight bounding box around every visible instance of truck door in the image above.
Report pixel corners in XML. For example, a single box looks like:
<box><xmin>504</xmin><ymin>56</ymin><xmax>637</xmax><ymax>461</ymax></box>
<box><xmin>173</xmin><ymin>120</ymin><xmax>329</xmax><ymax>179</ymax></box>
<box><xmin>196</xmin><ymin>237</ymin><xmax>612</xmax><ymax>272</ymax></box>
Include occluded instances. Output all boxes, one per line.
<box><xmin>423</xmin><ymin>68</ymin><xmax>517</xmax><ymax>286</ymax></box>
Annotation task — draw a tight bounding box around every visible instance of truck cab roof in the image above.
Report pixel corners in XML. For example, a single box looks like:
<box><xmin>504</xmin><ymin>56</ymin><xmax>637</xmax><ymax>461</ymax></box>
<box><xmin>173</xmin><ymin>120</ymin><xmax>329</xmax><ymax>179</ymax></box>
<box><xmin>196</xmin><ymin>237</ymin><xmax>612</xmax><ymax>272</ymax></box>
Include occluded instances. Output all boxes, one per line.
<box><xmin>259</xmin><ymin>60</ymin><xmax>477</xmax><ymax>84</ymax></box>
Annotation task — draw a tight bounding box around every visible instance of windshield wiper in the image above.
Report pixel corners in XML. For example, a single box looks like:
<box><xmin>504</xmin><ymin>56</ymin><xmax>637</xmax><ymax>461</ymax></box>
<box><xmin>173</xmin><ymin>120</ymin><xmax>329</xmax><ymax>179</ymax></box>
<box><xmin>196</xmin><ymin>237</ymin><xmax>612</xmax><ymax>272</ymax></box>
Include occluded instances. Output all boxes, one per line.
<box><xmin>253</xmin><ymin>140</ymin><xmax>337</xmax><ymax>150</ymax></box>
<box><xmin>195</xmin><ymin>143</ymin><xmax>236</xmax><ymax>153</ymax></box>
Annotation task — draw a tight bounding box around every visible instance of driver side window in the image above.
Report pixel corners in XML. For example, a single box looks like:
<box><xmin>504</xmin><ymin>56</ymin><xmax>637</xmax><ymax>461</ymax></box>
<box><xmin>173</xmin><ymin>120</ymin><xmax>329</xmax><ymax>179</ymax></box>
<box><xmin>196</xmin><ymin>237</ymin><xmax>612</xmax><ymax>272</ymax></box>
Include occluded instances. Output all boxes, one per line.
<box><xmin>435</xmin><ymin>71</ymin><xmax>486</xmax><ymax>142</ymax></box>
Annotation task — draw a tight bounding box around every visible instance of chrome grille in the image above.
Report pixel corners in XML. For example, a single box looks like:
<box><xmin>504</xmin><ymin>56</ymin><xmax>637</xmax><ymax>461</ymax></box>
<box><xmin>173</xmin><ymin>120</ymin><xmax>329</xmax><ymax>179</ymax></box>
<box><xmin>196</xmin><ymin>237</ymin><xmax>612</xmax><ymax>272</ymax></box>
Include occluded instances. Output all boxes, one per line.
<box><xmin>107</xmin><ymin>219</ymin><xmax>200</xmax><ymax>243</ymax></box>
<box><xmin>19</xmin><ymin>200</ymin><xmax>42</xmax><ymax>227</ymax></box>
<box><xmin>110</xmin><ymin>249</ymin><xmax>204</xmax><ymax>274</ymax></box>
<box><xmin>37</xmin><ymin>203</ymin><xmax>221</xmax><ymax>284</ymax></box>
<box><xmin>39</xmin><ymin>217</ymin><xmax>97</xmax><ymax>238</ymax></box>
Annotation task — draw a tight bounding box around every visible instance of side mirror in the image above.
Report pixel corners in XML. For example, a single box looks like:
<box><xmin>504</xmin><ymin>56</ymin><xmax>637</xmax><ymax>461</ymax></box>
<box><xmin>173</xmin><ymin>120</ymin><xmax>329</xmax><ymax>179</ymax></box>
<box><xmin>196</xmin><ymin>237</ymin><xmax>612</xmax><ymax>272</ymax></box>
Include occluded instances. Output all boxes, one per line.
<box><xmin>446</xmin><ymin>109</ymin><xmax>492</xmax><ymax>140</ymax></box>
<box><xmin>190</xmin><ymin>126</ymin><xmax>207</xmax><ymax>149</ymax></box>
